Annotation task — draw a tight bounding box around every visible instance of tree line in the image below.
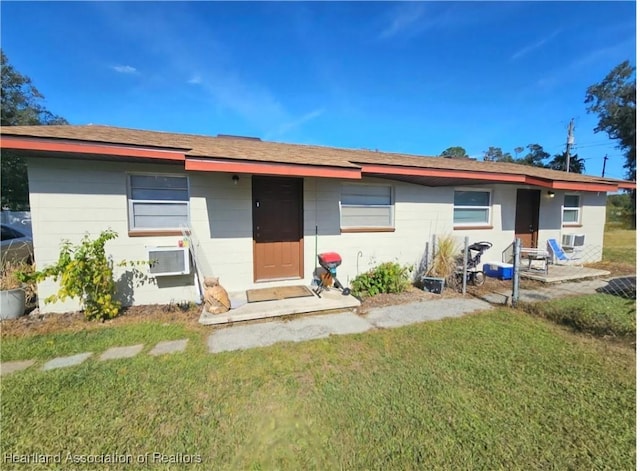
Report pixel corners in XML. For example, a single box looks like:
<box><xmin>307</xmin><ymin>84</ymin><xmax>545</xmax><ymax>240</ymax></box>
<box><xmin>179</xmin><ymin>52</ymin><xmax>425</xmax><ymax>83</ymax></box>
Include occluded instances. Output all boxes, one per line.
<box><xmin>439</xmin><ymin>144</ymin><xmax>585</xmax><ymax>173</ymax></box>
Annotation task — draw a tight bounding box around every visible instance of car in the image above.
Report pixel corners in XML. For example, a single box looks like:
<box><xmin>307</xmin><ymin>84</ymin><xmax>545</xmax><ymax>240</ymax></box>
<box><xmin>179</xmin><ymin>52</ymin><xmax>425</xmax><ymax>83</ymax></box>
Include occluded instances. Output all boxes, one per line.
<box><xmin>1</xmin><ymin>224</ymin><xmax>33</xmax><ymax>263</ymax></box>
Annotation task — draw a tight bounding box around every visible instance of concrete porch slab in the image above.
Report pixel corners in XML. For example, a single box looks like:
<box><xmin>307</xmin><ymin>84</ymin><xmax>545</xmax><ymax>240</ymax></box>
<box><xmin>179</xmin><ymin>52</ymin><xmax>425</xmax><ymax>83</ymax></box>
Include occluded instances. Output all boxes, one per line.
<box><xmin>520</xmin><ymin>265</ymin><xmax>610</xmax><ymax>283</ymax></box>
<box><xmin>199</xmin><ymin>287</ymin><xmax>360</xmax><ymax>325</ymax></box>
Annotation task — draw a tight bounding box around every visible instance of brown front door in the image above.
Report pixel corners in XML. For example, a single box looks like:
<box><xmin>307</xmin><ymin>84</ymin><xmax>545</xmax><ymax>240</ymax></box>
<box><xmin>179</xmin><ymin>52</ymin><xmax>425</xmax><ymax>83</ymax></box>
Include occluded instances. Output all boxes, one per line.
<box><xmin>515</xmin><ymin>189</ymin><xmax>541</xmax><ymax>248</ymax></box>
<box><xmin>252</xmin><ymin>176</ymin><xmax>303</xmax><ymax>281</ymax></box>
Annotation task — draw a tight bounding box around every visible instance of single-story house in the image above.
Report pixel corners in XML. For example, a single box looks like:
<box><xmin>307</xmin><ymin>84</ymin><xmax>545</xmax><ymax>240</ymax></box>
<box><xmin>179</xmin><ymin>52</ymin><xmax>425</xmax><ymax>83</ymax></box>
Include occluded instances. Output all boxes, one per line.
<box><xmin>1</xmin><ymin>125</ymin><xmax>635</xmax><ymax>313</ymax></box>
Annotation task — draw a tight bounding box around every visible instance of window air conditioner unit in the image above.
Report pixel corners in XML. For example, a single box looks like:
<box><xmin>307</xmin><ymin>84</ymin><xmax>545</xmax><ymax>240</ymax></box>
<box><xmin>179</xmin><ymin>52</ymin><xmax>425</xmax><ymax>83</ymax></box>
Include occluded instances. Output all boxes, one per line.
<box><xmin>561</xmin><ymin>234</ymin><xmax>585</xmax><ymax>249</ymax></box>
<box><xmin>147</xmin><ymin>247</ymin><xmax>191</xmax><ymax>277</ymax></box>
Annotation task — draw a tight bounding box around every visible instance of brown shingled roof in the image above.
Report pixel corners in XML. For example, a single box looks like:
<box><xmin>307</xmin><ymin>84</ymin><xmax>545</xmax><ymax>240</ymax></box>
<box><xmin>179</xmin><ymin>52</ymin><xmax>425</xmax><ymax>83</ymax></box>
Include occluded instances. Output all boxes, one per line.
<box><xmin>0</xmin><ymin>124</ymin><xmax>633</xmax><ymax>188</ymax></box>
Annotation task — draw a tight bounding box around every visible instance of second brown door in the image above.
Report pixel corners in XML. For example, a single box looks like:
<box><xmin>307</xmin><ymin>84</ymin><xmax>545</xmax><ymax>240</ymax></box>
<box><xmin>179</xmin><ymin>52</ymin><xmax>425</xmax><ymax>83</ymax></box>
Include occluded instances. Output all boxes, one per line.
<box><xmin>514</xmin><ymin>189</ymin><xmax>541</xmax><ymax>248</ymax></box>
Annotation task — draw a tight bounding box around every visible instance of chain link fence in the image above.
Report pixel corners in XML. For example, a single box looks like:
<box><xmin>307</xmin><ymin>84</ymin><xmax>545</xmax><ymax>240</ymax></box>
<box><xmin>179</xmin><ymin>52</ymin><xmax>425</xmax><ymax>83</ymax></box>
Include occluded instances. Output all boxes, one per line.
<box><xmin>446</xmin><ymin>238</ymin><xmax>636</xmax><ymax>306</ymax></box>
<box><xmin>509</xmin><ymin>239</ymin><xmax>636</xmax><ymax>305</ymax></box>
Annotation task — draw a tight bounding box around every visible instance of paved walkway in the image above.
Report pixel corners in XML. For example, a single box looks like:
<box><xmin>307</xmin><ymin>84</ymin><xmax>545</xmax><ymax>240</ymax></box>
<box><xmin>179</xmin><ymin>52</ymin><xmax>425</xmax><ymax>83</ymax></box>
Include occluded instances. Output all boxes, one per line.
<box><xmin>1</xmin><ymin>277</ymin><xmax>624</xmax><ymax>375</ymax></box>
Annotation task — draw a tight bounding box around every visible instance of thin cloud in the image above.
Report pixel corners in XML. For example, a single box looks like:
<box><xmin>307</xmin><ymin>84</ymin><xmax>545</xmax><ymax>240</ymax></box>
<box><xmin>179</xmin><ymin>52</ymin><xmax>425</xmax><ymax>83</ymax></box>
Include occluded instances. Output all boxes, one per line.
<box><xmin>511</xmin><ymin>29</ymin><xmax>562</xmax><ymax>61</ymax></box>
<box><xmin>270</xmin><ymin>108</ymin><xmax>325</xmax><ymax>138</ymax></box>
<box><xmin>379</xmin><ymin>3</ymin><xmax>428</xmax><ymax>39</ymax></box>
<box><xmin>187</xmin><ymin>74</ymin><xmax>202</xmax><ymax>85</ymax></box>
<box><xmin>97</xmin><ymin>3</ymin><xmax>316</xmax><ymax>136</ymax></box>
<box><xmin>112</xmin><ymin>64</ymin><xmax>138</xmax><ymax>74</ymax></box>
<box><xmin>536</xmin><ymin>37</ymin><xmax>635</xmax><ymax>89</ymax></box>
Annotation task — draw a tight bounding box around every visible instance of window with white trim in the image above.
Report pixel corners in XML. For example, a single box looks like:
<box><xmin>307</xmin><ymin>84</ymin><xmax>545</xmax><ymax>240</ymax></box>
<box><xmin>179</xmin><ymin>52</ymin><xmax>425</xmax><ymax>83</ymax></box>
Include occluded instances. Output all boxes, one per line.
<box><xmin>453</xmin><ymin>189</ymin><xmax>491</xmax><ymax>226</ymax></box>
<box><xmin>340</xmin><ymin>183</ymin><xmax>394</xmax><ymax>229</ymax></box>
<box><xmin>128</xmin><ymin>174</ymin><xmax>189</xmax><ymax>231</ymax></box>
<box><xmin>562</xmin><ymin>194</ymin><xmax>580</xmax><ymax>224</ymax></box>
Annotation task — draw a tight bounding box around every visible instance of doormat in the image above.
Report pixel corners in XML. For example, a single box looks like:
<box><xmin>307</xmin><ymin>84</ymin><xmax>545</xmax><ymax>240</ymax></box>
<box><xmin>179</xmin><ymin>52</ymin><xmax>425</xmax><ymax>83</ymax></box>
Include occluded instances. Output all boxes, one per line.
<box><xmin>246</xmin><ymin>285</ymin><xmax>315</xmax><ymax>303</ymax></box>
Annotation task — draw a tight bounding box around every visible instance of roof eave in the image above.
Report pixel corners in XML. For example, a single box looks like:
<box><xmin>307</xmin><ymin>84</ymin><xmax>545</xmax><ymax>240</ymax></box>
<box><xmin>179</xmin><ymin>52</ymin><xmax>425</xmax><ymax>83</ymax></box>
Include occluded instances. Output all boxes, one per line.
<box><xmin>0</xmin><ymin>135</ymin><xmax>186</xmax><ymax>161</ymax></box>
<box><xmin>185</xmin><ymin>158</ymin><xmax>362</xmax><ymax>179</ymax></box>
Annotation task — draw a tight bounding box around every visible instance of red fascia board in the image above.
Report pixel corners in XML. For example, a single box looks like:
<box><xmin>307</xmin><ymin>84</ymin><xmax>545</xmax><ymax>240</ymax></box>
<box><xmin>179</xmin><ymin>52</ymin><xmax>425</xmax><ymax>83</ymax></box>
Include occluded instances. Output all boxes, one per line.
<box><xmin>547</xmin><ymin>180</ymin><xmax>618</xmax><ymax>192</ymax></box>
<box><xmin>0</xmin><ymin>136</ymin><xmax>186</xmax><ymax>161</ymax></box>
<box><xmin>362</xmin><ymin>164</ymin><xmax>621</xmax><ymax>192</ymax></box>
<box><xmin>500</xmin><ymin>175</ymin><xmax>618</xmax><ymax>192</ymax></box>
<box><xmin>616</xmin><ymin>181</ymin><xmax>637</xmax><ymax>190</ymax></box>
<box><xmin>185</xmin><ymin>158</ymin><xmax>362</xmax><ymax>179</ymax></box>
<box><xmin>361</xmin><ymin>164</ymin><xmax>527</xmax><ymax>183</ymax></box>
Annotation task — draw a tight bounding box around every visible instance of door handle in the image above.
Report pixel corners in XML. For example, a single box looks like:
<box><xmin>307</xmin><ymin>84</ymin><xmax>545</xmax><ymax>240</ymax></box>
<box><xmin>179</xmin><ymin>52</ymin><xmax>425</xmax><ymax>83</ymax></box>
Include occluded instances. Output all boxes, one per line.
<box><xmin>529</xmin><ymin>224</ymin><xmax>533</xmax><ymax>232</ymax></box>
<box><xmin>255</xmin><ymin>201</ymin><xmax>260</xmax><ymax>208</ymax></box>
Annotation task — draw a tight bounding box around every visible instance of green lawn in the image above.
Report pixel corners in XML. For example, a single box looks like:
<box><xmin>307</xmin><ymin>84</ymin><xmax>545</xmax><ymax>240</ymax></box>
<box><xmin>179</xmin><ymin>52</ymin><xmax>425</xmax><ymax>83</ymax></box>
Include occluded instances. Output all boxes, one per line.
<box><xmin>603</xmin><ymin>229</ymin><xmax>636</xmax><ymax>265</ymax></box>
<box><xmin>1</xmin><ymin>311</ymin><xmax>635</xmax><ymax>470</ymax></box>
<box><xmin>0</xmin><ymin>321</ymin><xmax>198</xmax><ymax>362</ymax></box>
<box><xmin>522</xmin><ymin>293</ymin><xmax>635</xmax><ymax>339</ymax></box>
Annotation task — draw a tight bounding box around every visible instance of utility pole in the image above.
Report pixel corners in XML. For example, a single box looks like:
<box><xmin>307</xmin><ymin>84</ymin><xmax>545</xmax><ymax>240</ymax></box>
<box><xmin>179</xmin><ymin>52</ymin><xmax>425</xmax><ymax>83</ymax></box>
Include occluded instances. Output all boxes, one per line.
<box><xmin>601</xmin><ymin>154</ymin><xmax>608</xmax><ymax>178</ymax></box>
<box><xmin>565</xmin><ymin>118</ymin><xmax>574</xmax><ymax>173</ymax></box>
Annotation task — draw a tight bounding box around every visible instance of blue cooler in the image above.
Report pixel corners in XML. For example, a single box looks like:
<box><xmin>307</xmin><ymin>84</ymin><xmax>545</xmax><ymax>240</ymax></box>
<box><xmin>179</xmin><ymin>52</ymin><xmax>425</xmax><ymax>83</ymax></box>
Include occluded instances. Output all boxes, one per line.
<box><xmin>483</xmin><ymin>262</ymin><xmax>514</xmax><ymax>280</ymax></box>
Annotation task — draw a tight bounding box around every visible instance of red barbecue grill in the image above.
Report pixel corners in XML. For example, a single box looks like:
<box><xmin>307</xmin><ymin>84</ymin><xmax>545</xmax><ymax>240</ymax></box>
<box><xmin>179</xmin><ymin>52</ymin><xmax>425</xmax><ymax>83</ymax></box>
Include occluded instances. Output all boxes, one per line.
<box><xmin>314</xmin><ymin>252</ymin><xmax>351</xmax><ymax>296</ymax></box>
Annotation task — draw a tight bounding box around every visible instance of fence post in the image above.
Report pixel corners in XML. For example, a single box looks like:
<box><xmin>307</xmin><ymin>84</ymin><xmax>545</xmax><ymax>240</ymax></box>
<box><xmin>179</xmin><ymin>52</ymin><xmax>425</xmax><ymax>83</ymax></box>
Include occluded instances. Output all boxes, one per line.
<box><xmin>462</xmin><ymin>236</ymin><xmax>469</xmax><ymax>296</ymax></box>
<box><xmin>512</xmin><ymin>238</ymin><xmax>521</xmax><ymax>307</ymax></box>
<box><xmin>431</xmin><ymin>234</ymin><xmax>437</xmax><ymax>265</ymax></box>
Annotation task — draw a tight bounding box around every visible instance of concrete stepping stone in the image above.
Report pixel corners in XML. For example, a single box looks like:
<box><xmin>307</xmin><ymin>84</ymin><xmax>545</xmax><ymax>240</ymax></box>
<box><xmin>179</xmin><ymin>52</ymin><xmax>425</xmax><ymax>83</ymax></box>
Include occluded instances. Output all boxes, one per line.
<box><xmin>99</xmin><ymin>344</ymin><xmax>144</xmax><ymax>361</ymax></box>
<box><xmin>43</xmin><ymin>352</ymin><xmax>92</xmax><ymax>371</ymax></box>
<box><xmin>1</xmin><ymin>360</ymin><xmax>35</xmax><ymax>376</ymax></box>
<box><xmin>148</xmin><ymin>339</ymin><xmax>188</xmax><ymax>356</ymax></box>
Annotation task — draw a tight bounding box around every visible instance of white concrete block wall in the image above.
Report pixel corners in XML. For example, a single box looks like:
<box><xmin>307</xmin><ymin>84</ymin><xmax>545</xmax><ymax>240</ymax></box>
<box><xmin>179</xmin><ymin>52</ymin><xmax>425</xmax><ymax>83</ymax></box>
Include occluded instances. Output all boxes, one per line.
<box><xmin>26</xmin><ymin>156</ymin><xmax>607</xmax><ymax>313</ymax></box>
<box><xmin>304</xmin><ymin>177</ymin><xmax>453</xmax><ymax>286</ymax></box>
<box><xmin>537</xmin><ymin>190</ymin><xmax>606</xmax><ymax>262</ymax></box>
<box><xmin>28</xmin><ymin>158</ymin><xmax>202</xmax><ymax>313</ymax></box>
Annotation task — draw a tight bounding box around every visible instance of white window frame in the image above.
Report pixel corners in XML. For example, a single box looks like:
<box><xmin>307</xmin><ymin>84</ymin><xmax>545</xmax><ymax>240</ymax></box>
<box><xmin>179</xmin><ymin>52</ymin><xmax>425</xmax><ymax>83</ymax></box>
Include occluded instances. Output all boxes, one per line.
<box><xmin>340</xmin><ymin>183</ymin><xmax>395</xmax><ymax>230</ymax></box>
<box><xmin>453</xmin><ymin>188</ymin><xmax>492</xmax><ymax>227</ymax></box>
<box><xmin>562</xmin><ymin>193</ymin><xmax>581</xmax><ymax>225</ymax></box>
<box><xmin>127</xmin><ymin>173</ymin><xmax>190</xmax><ymax>232</ymax></box>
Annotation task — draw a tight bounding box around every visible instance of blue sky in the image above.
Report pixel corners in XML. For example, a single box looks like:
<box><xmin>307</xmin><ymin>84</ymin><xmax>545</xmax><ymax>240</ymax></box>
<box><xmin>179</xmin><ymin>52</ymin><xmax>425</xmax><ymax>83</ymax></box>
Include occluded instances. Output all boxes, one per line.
<box><xmin>1</xmin><ymin>1</ymin><xmax>636</xmax><ymax>180</ymax></box>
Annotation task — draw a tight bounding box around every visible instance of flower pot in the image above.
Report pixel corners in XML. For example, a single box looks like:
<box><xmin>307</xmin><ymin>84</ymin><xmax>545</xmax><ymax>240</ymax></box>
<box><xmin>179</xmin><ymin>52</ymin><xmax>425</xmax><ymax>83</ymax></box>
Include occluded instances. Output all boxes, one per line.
<box><xmin>0</xmin><ymin>288</ymin><xmax>26</xmax><ymax>319</ymax></box>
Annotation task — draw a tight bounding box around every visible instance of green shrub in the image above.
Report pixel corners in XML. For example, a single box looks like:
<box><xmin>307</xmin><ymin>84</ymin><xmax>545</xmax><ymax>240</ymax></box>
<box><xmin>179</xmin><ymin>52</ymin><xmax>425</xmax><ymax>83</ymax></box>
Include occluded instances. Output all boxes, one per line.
<box><xmin>20</xmin><ymin>230</ymin><xmax>146</xmax><ymax>321</ymax></box>
<box><xmin>351</xmin><ymin>262</ymin><xmax>411</xmax><ymax>297</ymax></box>
<box><xmin>522</xmin><ymin>293</ymin><xmax>635</xmax><ymax>338</ymax></box>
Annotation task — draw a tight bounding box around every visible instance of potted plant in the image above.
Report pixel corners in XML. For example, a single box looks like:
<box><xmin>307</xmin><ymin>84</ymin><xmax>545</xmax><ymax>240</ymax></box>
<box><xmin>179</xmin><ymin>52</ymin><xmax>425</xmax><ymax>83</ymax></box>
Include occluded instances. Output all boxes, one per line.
<box><xmin>0</xmin><ymin>260</ymin><xmax>33</xmax><ymax>319</ymax></box>
<box><xmin>423</xmin><ymin>235</ymin><xmax>459</xmax><ymax>294</ymax></box>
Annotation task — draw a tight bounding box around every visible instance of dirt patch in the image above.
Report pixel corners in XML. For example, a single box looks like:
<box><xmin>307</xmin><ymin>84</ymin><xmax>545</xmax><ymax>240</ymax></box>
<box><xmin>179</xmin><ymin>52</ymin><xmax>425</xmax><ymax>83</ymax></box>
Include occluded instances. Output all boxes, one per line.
<box><xmin>0</xmin><ymin>303</ymin><xmax>206</xmax><ymax>339</ymax></box>
<box><xmin>357</xmin><ymin>284</ymin><xmax>458</xmax><ymax>314</ymax></box>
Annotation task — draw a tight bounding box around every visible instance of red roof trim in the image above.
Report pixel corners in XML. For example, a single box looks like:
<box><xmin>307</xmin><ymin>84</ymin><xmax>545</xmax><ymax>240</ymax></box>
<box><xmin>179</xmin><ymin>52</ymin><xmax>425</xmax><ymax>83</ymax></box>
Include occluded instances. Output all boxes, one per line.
<box><xmin>547</xmin><ymin>181</ymin><xmax>619</xmax><ymax>192</ymax></box>
<box><xmin>361</xmin><ymin>164</ymin><xmax>526</xmax><ymax>183</ymax></box>
<box><xmin>0</xmin><ymin>136</ymin><xmax>186</xmax><ymax>161</ymax></box>
<box><xmin>185</xmin><ymin>158</ymin><xmax>362</xmax><ymax>179</ymax></box>
<box><xmin>616</xmin><ymin>181</ymin><xmax>637</xmax><ymax>190</ymax></box>
<box><xmin>362</xmin><ymin>163</ymin><xmax>623</xmax><ymax>192</ymax></box>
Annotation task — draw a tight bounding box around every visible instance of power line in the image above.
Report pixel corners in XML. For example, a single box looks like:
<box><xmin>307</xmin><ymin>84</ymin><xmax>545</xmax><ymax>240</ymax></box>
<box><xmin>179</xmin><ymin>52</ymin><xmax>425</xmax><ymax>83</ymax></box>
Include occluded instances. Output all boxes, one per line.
<box><xmin>572</xmin><ymin>142</ymin><xmax>615</xmax><ymax>149</ymax></box>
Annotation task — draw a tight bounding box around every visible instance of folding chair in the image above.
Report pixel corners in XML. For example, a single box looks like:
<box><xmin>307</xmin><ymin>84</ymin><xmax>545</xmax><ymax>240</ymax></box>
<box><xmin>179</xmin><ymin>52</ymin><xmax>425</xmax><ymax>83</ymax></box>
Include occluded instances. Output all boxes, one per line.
<box><xmin>547</xmin><ymin>238</ymin><xmax>582</xmax><ymax>265</ymax></box>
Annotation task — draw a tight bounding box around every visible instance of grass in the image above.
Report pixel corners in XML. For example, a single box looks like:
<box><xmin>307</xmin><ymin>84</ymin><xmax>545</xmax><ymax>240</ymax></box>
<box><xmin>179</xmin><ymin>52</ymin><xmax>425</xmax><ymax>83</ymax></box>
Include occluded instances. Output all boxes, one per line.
<box><xmin>0</xmin><ymin>322</ymin><xmax>198</xmax><ymax>362</ymax></box>
<box><xmin>1</xmin><ymin>311</ymin><xmax>635</xmax><ymax>470</ymax></box>
<box><xmin>522</xmin><ymin>293</ymin><xmax>635</xmax><ymax>339</ymax></box>
<box><xmin>602</xmin><ymin>228</ymin><xmax>636</xmax><ymax>265</ymax></box>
